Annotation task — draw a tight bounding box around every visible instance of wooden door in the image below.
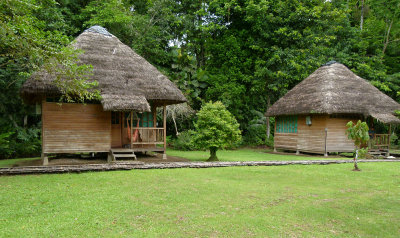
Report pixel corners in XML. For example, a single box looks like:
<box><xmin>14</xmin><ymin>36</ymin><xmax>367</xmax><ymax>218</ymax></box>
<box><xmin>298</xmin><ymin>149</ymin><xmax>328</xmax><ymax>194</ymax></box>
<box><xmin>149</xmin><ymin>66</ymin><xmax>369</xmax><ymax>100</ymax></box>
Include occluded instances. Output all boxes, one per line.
<box><xmin>111</xmin><ymin>112</ymin><xmax>122</xmax><ymax>148</ymax></box>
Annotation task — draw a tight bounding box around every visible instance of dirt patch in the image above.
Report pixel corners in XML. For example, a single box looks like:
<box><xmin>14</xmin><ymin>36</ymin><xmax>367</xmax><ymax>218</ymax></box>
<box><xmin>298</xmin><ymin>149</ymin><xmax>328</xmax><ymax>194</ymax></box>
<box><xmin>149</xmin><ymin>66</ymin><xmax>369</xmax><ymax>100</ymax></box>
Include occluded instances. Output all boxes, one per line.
<box><xmin>11</xmin><ymin>153</ymin><xmax>190</xmax><ymax>167</ymax></box>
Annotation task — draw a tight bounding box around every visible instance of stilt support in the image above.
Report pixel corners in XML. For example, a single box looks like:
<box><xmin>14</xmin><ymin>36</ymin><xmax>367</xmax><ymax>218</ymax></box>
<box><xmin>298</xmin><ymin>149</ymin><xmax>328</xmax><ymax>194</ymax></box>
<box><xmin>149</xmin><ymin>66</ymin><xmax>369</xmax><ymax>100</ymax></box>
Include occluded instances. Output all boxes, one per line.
<box><xmin>162</xmin><ymin>153</ymin><xmax>167</xmax><ymax>160</ymax></box>
<box><xmin>41</xmin><ymin>153</ymin><xmax>48</xmax><ymax>166</ymax></box>
<box><xmin>273</xmin><ymin>147</ymin><xmax>277</xmax><ymax>153</ymax></box>
<box><xmin>296</xmin><ymin>150</ymin><xmax>300</xmax><ymax>155</ymax></box>
<box><xmin>107</xmin><ymin>152</ymin><xmax>113</xmax><ymax>163</ymax></box>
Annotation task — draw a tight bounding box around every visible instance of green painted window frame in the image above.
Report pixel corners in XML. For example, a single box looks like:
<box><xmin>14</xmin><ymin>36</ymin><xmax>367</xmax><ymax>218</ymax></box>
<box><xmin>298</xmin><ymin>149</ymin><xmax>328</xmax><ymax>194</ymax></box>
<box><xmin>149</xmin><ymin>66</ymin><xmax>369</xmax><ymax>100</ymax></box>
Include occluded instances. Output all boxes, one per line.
<box><xmin>276</xmin><ymin>116</ymin><xmax>298</xmax><ymax>133</ymax></box>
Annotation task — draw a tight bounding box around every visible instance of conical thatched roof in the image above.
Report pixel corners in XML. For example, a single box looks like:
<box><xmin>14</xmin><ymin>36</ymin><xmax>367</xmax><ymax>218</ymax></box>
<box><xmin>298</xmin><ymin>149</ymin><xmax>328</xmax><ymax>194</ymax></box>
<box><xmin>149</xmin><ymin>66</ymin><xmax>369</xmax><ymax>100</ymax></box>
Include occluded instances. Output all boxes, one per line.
<box><xmin>266</xmin><ymin>62</ymin><xmax>400</xmax><ymax>124</ymax></box>
<box><xmin>21</xmin><ymin>26</ymin><xmax>186</xmax><ymax>112</ymax></box>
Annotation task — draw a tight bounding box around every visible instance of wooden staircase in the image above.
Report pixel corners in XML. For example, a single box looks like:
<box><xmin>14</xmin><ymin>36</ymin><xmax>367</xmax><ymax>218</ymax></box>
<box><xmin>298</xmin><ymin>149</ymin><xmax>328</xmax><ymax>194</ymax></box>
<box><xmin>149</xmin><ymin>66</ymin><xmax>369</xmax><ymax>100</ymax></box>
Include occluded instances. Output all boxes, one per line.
<box><xmin>108</xmin><ymin>148</ymin><xmax>137</xmax><ymax>162</ymax></box>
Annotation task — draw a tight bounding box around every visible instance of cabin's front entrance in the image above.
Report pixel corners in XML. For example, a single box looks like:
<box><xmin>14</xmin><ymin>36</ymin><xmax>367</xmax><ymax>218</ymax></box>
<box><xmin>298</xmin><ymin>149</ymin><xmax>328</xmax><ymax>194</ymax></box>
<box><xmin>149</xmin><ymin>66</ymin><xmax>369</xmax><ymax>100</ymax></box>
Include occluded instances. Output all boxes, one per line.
<box><xmin>111</xmin><ymin>112</ymin><xmax>122</xmax><ymax>148</ymax></box>
<box><xmin>110</xmin><ymin>108</ymin><xmax>166</xmax><ymax>153</ymax></box>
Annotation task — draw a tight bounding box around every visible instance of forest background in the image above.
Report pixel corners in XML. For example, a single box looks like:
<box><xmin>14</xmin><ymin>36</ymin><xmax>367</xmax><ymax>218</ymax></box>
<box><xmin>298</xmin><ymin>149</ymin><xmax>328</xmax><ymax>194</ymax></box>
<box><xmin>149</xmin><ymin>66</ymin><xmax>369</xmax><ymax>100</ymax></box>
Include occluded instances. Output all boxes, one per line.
<box><xmin>1</xmin><ymin>0</ymin><xmax>399</xmax><ymax>158</ymax></box>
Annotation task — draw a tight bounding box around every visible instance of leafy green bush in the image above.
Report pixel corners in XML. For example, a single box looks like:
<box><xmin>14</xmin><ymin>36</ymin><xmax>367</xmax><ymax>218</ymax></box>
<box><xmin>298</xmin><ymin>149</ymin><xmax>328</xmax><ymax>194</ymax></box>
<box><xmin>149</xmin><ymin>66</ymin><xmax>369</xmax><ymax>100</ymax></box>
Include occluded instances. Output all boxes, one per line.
<box><xmin>171</xmin><ymin>130</ymin><xmax>198</xmax><ymax>151</ymax></box>
<box><xmin>194</xmin><ymin>101</ymin><xmax>241</xmax><ymax>161</ymax></box>
<box><xmin>243</xmin><ymin>124</ymin><xmax>266</xmax><ymax>145</ymax></box>
<box><xmin>0</xmin><ymin>132</ymin><xmax>14</xmax><ymax>159</ymax></box>
<box><xmin>0</xmin><ymin>127</ymin><xmax>41</xmax><ymax>159</ymax></box>
<box><xmin>265</xmin><ymin>136</ymin><xmax>274</xmax><ymax>148</ymax></box>
<box><xmin>12</xmin><ymin>127</ymin><xmax>42</xmax><ymax>157</ymax></box>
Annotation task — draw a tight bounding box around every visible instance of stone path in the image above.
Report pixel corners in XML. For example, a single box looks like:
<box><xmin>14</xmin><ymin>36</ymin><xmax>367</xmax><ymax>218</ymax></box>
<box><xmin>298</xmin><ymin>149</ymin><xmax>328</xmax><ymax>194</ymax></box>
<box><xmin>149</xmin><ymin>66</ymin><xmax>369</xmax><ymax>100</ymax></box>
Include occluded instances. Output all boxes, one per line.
<box><xmin>1</xmin><ymin>159</ymin><xmax>399</xmax><ymax>176</ymax></box>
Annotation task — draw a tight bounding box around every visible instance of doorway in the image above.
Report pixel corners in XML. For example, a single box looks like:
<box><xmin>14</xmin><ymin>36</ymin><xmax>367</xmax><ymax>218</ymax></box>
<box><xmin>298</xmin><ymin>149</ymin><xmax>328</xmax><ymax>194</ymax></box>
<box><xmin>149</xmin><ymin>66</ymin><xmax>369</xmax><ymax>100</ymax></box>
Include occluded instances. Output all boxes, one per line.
<box><xmin>111</xmin><ymin>112</ymin><xmax>122</xmax><ymax>148</ymax></box>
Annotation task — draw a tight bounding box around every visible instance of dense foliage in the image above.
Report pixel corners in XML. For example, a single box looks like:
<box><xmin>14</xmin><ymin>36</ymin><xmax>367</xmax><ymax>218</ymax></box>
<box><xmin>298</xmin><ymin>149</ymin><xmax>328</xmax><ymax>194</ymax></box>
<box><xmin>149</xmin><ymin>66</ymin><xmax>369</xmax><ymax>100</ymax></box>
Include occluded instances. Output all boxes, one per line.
<box><xmin>194</xmin><ymin>101</ymin><xmax>241</xmax><ymax>161</ymax></box>
<box><xmin>1</xmin><ymin>0</ymin><xmax>399</xmax><ymax>158</ymax></box>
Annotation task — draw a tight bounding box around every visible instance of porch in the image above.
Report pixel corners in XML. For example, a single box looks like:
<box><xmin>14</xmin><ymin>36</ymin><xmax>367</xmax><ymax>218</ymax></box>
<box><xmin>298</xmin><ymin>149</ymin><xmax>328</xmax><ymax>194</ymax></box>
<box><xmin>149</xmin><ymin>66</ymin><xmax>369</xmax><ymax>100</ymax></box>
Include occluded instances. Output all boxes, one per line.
<box><xmin>111</xmin><ymin>105</ymin><xmax>168</xmax><ymax>158</ymax></box>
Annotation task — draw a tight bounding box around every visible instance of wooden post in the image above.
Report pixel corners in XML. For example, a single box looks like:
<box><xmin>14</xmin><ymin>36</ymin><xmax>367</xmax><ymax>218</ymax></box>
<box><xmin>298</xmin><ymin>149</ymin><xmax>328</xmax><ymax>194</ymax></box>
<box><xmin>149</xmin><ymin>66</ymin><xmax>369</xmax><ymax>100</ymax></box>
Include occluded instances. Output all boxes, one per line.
<box><xmin>273</xmin><ymin>119</ymin><xmax>277</xmax><ymax>153</ymax></box>
<box><xmin>387</xmin><ymin>124</ymin><xmax>391</xmax><ymax>156</ymax></box>
<box><xmin>130</xmin><ymin>111</ymin><xmax>133</xmax><ymax>149</ymax></box>
<box><xmin>41</xmin><ymin>99</ymin><xmax>47</xmax><ymax>165</ymax></box>
<box><xmin>163</xmin><ymin>104</ymin><xmax>167</xmax><ymax>160</ymax></box>
<box><xmin>324</xmin><ymin>128</ymin><xmax>328</xmax><ymax>157</ymax></box>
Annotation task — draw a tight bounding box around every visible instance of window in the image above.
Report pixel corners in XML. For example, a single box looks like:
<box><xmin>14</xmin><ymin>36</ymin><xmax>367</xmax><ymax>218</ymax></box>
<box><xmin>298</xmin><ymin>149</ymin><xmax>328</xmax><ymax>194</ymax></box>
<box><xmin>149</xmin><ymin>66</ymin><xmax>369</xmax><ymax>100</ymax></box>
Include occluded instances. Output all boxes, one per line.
<box><xmin>111</xmin><ymin>112</ymin><xmax>120</xmax><ymax>124</ymax></box>
<box><xmin>124</xmin><ymin>112</ymin><xmax>154</xmax><ymax>128</ymax></box>
<box><xmin>276</xmin><ymin>116</ymin><xmax>298</xmax><ymax>133</ymax></box>
<box><xmin>134</xmin><ymin>112</ymin><xmax>154</xmax><ymax>127</ymax></box>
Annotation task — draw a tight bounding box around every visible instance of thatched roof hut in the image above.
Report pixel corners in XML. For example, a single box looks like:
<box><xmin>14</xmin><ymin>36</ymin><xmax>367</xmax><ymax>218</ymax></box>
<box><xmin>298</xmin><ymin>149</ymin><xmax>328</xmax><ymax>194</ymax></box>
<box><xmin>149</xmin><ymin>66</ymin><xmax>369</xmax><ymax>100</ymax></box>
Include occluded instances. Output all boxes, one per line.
<box><xmin>21</xmin><ymin>26</ymin><xmax>186</xmax><ymax>112</ymax></box>
<box><xmin>266</xmin><ymin>62</ymin><xmax>400</xmax><ymax>124</ymax></box>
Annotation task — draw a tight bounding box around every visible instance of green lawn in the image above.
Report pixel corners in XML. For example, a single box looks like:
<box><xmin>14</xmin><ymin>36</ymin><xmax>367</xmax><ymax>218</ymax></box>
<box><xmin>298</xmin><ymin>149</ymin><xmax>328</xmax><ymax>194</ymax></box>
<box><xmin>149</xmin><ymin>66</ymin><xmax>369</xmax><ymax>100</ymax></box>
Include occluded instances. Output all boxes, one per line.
<box><xmin>166</xmin><ymin>148</ymin><xmax>346</xmax><ymax>162</ymax></box>
<box><xmin>0</xmin><ymin>157</ymin><xmax>39</xmax><ymax>168</ymax></box>
<box><xmin>1</xmin><ymin>163</ymin><xmax>399</xmax><ymax>237</ymax></box>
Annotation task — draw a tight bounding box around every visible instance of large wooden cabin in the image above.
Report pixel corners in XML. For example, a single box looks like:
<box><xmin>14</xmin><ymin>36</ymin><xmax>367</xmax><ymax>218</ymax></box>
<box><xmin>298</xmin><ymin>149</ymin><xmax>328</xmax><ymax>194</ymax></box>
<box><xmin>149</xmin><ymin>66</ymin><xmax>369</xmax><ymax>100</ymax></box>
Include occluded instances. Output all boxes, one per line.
<box><xmin>21</xmin><ymin>26</ymin><xmax>186</xmax><ymax>164</ymax></box>
<box><xmin>266</xmin><ymin>62</ymin><xmax>400</xmax><ymax>156</ymax></box>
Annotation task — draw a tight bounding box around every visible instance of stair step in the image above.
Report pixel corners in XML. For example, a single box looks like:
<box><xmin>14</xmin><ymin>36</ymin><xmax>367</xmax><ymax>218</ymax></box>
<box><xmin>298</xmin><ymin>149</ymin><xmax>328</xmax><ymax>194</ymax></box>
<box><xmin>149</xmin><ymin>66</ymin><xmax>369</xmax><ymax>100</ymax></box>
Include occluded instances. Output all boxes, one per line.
<box><xmin>113</xmin><ymin>154</ymin><xmax>136</xmax><ymax>158</ymax></box>
<box><xmin>111</xmin><ymin>148</ymin><xmax>134</xmax><ymax>153</ymax></box>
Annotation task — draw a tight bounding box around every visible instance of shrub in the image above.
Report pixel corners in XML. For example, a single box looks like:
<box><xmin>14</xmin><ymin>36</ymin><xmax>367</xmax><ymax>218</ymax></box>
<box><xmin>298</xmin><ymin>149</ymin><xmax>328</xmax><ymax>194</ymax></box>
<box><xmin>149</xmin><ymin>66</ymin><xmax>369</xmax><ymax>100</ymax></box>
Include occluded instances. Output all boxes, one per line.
<box><xmin>243</xmin><ymin>124</ymin><xmax>267</xmax><ymax>145</ymax></box>
<box><xmin>194</xmin><ymin>101</ymin><xmax>241</xmax><ymax>161</ymax></box>
<box><xmin>171</xmin><ymin>130</ymin><xmax>197</xmax><ymax>151</ymax></box>
<box><xmin>0</xmin><ymin>132</ymin><xmax>14</xmax><ymax>159</ymax></box>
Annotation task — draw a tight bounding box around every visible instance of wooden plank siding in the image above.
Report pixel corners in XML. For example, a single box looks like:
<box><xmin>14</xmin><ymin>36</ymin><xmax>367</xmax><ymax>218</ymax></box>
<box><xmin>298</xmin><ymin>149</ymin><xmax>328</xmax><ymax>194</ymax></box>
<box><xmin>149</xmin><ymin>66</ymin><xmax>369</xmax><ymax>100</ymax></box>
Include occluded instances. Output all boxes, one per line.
<box><xmin>274</xmin><ymin>115</ymin><xmax>356</xmax><ymax>154</ymax></box>
<box><xmin>297</xmin><ymin>115</ymin><xmax>327</xmax><ymax>154</ymax></box>
<box><xmin>274</xmin><ymin>133</ymin><xmax>298</xmax><ymax>150</ymax></box>
<box><xmin>42</xmin><ymin>102</ymin><xmax>111</xmax><ymax>153</ymax></box>
<box><xmin>326</xmin><ymin>117</ymin><xmax>355</xmax><ymax>152</ymax></box>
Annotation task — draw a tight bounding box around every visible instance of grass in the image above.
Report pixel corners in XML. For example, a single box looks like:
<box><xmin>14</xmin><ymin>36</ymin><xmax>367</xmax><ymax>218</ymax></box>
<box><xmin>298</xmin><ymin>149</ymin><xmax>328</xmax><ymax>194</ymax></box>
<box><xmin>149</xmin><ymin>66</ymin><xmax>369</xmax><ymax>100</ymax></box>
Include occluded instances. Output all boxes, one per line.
<box><xmin>0</xmin><ymin>157</ymin><xmax>39</xmax><ymax>168</ymax></box>
<box><xmin>166</xmin><ymin>148</ymin><xmax>347</xmax><ymax>162</ymax></box>
<box><xmin>1</xmin><ymin>162</ymin><xmax>399</xmax><ymax>237</ymax></box>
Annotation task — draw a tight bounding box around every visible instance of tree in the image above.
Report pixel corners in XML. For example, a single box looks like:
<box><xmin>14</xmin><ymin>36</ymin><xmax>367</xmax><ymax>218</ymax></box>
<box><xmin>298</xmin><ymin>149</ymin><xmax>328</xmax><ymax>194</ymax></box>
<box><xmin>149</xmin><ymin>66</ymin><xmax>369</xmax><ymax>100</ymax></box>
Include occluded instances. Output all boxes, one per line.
<box><xmin>194</xmin><ymin>101</ymin><xmax>241</xmax><ymax>161</ymax></box>
<box><xmin>346</xmin><ymin>120</ymin><xmax>370</xmax><ymax>171</ymax></box>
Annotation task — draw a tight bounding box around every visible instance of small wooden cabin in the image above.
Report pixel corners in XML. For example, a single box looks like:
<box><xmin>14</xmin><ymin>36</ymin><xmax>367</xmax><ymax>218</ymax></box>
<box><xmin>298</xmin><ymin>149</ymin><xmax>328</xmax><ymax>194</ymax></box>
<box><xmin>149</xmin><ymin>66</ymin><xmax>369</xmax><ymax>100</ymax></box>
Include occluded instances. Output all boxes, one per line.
<box><xmin>266</xmin><ymin>62</ymin><xmax>400</xmax><ymax>156</ymax></box>
<box><xmin>20</xmin><ymin>26</ymin><xmax>186</xmax><ymax>164</ymax></box>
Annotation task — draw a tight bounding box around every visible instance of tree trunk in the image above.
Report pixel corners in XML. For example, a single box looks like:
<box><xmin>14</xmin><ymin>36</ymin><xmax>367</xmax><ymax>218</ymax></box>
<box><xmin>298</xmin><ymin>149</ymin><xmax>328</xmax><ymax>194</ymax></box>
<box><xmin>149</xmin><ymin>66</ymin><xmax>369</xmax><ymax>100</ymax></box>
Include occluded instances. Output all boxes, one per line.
<box><xmin>8</xmin><ymin>115</ymin><xmax>18</xmax><ymax>128</ymax></box>
<box><xmin>172</xmin><ymin>111</ymin><xmax>179</xmax><ymax>136</ymax></box>
<box><xmin>353</xmin><ymin>149</ymin><xmax>361</xmax><ymax>171</ymax></box>
<box><xmin>207</xmin><ymin>147</ymin><xmax>218</xmax><ymax>161</ymax></box>
<box><xmin>23</xmin><ymin>115</ymin><xmax>28</xmax><ymax>127</ymax></box>
<box><xmin>266</xmin><ymin>96</ymin><xmax>271</xmax><ymax>139</ymax></box>
<box><xmin>360</xmin><ymin>0</ymin><xmax>364</xmax><ymax>31</ymax></box>
<box><xmin>383</xmin><ymin>19</ymin><xmax>394</xmax><ymax>55</ymax></box>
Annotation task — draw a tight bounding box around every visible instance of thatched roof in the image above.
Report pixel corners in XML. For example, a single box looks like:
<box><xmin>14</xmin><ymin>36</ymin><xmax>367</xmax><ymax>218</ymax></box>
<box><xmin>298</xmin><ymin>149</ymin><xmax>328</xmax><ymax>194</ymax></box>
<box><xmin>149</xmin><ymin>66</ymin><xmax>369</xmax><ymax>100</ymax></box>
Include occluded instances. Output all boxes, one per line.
<box><xmin>21</xmin><ymin>26</ymin><xmax>186</xmax><ymax>112</ymax></box>
<box><xmin>266</xmin><ymin>62</ymin><xmax>400</xmax><ymax>124</ymax></box>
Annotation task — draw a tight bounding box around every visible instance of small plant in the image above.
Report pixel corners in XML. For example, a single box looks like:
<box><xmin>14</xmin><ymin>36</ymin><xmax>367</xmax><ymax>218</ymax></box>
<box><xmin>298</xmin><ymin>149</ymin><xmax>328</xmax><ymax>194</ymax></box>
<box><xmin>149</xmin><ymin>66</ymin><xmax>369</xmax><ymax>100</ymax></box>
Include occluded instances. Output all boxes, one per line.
<box><xmin>346</xmin><ymin>120</ymin><xmax>369</xmax><ymax>171</ymax></box>
<box><xmin>194</xmin><ymin>101</ymin><xmax>241</xmax><ymax>161</ymax></box>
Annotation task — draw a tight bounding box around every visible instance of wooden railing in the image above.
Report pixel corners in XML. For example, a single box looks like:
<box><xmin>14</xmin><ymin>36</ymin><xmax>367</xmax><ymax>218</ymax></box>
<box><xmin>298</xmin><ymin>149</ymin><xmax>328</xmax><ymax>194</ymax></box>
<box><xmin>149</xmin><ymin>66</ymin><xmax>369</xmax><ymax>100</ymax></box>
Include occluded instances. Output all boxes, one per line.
<box><xmin>131</xmin><ymin>127</ymin><xmax>164</xmax><ymax>145</ymax></box>
<box><xmin>369</xmin><ymin>134</ymin><xmax>390</xmax><ymax>150</ymax></box>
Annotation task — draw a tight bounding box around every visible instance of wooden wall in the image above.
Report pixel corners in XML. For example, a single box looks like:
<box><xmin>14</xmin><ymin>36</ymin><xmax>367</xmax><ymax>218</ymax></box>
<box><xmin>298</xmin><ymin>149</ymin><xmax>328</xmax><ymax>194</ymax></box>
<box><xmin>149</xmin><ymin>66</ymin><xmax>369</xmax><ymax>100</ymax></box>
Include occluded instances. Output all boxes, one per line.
<box><xmin>42</xmin><ymin>102</ymin><xmax>111</xmax><ymax>153</ymax></box>
<box><xmin>326</xmin><ymin>117</ymin><xmax>355</xmax><ymax>152</ymax></box>
<box><xmin>297</xmin><ymin>115</ymin><xmax>327</xmax><ymax>154</ymax></box>
<box><xmin>274</xmin><ymin>133</ymin><xmax>298</xmax><ymax>151</ymax></box>
<box><xmin>274</xmin><ymin>115</ymin><xmax>356</xmax><ymax>154</ymax></box>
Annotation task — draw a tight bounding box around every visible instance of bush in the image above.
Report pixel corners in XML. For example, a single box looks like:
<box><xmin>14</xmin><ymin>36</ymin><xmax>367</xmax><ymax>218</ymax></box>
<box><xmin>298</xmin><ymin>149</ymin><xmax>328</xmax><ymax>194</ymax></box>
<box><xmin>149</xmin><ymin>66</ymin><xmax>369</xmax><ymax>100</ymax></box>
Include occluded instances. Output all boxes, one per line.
<box><xmin>194</xmin><ymin>101</ymin><xmax>241</xmax><ymax>161</ymax></box>
<box><xmin>0</xmin><ymin>127</ymin><xmax>41</xmax><ymax>159</ymax></box>
<box><xmin>265</xmin><ymin>136</ymin><xmax>274</xmax><ymax>148</ymax></box>
<box><xmin>171</xmin><ymin>130</ymin><xmax>197</xmax><ymax>151</ymax></box>
<box><xmin>243</xmin><ymin>124</ymin><xmax>267</xmax><ymax>145</ymax></box>
<box><xmin>12</xmin><ymin>127</ymin><xmax>42</xmax><ymax>157</ymax></box>
<box><xmin>0</xmin><ymin>132</ymin><xmax>14</xmax><ymax>159</ymax></box>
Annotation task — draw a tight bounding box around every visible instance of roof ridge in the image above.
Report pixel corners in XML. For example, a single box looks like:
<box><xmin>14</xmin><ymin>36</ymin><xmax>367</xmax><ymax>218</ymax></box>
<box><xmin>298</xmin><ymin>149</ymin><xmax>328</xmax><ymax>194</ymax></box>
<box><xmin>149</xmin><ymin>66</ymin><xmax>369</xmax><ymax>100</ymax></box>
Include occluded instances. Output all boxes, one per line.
<box><xmin>84</xmin><ymin>25</ymin><xmax>114</xmax><ymax>37</ymax></box>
